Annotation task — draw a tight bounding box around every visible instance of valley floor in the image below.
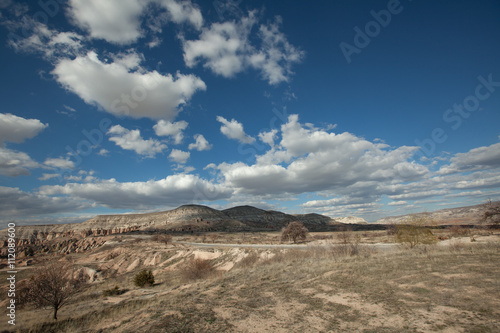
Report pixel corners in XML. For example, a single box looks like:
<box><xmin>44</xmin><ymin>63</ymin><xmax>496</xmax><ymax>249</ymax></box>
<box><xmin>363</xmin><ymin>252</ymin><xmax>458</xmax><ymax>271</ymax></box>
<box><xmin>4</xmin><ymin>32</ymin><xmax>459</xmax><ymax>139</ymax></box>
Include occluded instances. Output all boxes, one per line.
<box><xmin>1</xmin><ymin>231</ymin><xmax>500</xmax><ymax>332</ymax></box>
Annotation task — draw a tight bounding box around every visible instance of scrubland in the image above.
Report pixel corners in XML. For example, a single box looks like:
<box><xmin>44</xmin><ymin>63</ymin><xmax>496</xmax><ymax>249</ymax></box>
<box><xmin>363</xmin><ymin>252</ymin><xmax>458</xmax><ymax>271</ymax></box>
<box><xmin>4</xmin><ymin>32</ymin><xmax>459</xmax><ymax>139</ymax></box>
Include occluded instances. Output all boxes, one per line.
<box><xmin>1</xmin><ymin>229</ymin><xmax>499</xmax><ymax>332</ymax></box>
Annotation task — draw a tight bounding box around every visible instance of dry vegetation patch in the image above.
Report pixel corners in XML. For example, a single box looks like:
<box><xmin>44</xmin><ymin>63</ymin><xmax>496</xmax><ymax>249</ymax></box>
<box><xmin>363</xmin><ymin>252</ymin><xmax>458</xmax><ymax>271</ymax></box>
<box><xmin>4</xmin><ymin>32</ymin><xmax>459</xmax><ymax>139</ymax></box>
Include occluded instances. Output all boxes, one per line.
<box><xmin>181</xmin><ymin>258</ymin><xmax>218</xmax><ymax>281</ymax></box>
<box><xmin>2</xmin><ymin>234</ymin><xmax>500</xmax><ymax>332</ymax></box>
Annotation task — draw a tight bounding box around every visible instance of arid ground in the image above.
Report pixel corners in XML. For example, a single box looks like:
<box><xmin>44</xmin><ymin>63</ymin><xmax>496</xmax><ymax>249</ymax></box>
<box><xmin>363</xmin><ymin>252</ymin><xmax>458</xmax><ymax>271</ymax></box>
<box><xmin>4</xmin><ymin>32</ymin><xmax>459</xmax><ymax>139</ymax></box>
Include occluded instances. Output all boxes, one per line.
<box><xmin>1</xmin><ymin>229</ymin><xmax>500</xmax><ymax>332</ymax></box>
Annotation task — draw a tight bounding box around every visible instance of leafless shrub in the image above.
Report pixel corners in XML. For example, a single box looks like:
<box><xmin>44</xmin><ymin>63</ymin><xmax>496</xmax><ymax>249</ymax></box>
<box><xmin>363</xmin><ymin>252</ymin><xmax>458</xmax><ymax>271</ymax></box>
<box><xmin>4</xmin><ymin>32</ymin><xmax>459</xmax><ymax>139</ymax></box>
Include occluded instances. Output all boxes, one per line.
<box><xmin>105</xmin><ymin>252</ymin><xmax>119</xmax><ymax>260</ymax></box>
<box><xmin>102</xmin><ymin>285</ymin><xmax>127</xmax><ymax>297</ymax></box>
<box><xmin>386</xmin><ymin>224</ymin><xmax>396</xmax><ymax>236</ymax></box>
<box><xmin>449</xmin><ymin>240</ymin><xmax>465</xmax><ymax>252</ymax></box>
<box><xmin>181</xmin><ymin>258</ymin><xmax>216</xmax><ymax>280</ymax></box>
<box><xmin>312</xmin><ymin>234</ymin><xmax>332</xmax><ymax>241</ymax></box>
<box><xmin>15</xmin><ymin>280</ymin><xmax>30</xmax><ymax>309</ymax></box>
<box><xmin>237</xmin><ymin>252</ymin><xmax>260</xmax><ymax>269</ymax></box>
<box><xmin>281</xmin><ymin>221</ymin><xmax>308</xmax><ymax>243</ymax></box>
<box><xmin>482</xmin><ymin>200</ymin><xmax>500</xmax><ymax>225</ymax></box>
<box><xmin>448</xmin><ymin>225</ymin><xmax>470</xmax><ymax>237</ymax></box>
<box><xmin>208</xmin><ymin>233</ymin><xmax>219</xmax><ymax>243</ymax></box>
<box><xmin>336</xmin><ymin>226</ymin><xmax>361</xmax><ymax>256</ymax></box>
<box><xmin>338</xmin><ymin>225</ymin><xmax>352</xmax><ymax>244</ymax></box>
<box><xmin>23</xmin><ymin>261</ymin><xmax>86</xmax><ymax>320</ymax></box>
<box><xmin>151</xmin><ymin>234</ymin><xmax>172</xmax><ymax>244</ymax></box>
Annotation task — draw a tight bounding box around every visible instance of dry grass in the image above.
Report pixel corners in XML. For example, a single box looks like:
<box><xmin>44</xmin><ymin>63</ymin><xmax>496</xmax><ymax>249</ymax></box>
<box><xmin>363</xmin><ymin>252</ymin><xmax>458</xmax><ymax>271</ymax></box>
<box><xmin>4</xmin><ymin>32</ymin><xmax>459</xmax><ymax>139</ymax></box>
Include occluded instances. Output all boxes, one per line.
<box><xmin>2</xmin><ymin>234</ymin><xmax>499</xmax><ymax>332</ymax></box>
<box><xmin>181</xmin><ymin>258</ymin><xmax>217</xmax><ymax>281</ymax></box>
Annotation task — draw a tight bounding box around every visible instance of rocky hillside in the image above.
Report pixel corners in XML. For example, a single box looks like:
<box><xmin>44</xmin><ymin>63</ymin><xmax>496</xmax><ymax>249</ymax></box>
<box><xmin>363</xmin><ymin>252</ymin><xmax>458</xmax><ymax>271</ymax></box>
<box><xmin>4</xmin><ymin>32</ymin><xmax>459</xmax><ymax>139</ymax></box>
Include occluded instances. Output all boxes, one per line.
<box><xmin>374</xmin><ymin>202</ymin><xmax>496</xmax><ymax>225</ymax></box>
<box><xmin>222</xmin><ymin>206</ymin><xmax>340</xmax><ymax>231</ymax></box>
<box><xmin>3</xmin><ymin>204</ymin><xmax>341</xmax><ymax>242</ymax></box>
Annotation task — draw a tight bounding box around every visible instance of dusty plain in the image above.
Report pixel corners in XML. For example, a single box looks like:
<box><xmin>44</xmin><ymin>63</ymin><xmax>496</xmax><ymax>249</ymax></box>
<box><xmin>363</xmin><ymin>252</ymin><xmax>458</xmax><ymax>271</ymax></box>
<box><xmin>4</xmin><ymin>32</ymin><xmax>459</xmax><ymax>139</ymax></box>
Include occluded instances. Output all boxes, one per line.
<box><xmin>1</xmin><ymin>229</ymin><xmax>499</xmax><ymax>332</ymax></box>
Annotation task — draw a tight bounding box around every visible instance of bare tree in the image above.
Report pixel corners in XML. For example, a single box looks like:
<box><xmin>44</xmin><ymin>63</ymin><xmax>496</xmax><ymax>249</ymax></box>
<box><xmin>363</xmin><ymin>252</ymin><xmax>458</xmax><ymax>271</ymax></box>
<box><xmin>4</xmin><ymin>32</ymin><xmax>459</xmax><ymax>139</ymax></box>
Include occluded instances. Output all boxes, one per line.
<box><xmin>337</xmin><ymin>225</ymin><xmax>361</xmax><ymax>256</ymax></box>
<box><xmin>208</xmin><ymin>233</ymin><xmax>219</xmax><ymax>243</ymax></box>
<box><xmin>24</xmin><ymin>262</ymin><xmax>86</xmax><ymax>320</ymax></box>
<box><xmin>281</xmin><ymin>221</ymin><xmax>308</xmax><ymax>243</ymax></box>
<box><xmin>394</xmin><ymin>215</ymin><xmax>437</xmax><ymax>248</ymax></box>
<box><xmin>482</xmin><ymin>200</ymin><xmax>500</xmax><ymax>225</ymax></box>
<box><xmin>151</xmin><ymin>234</ymin><xmax>172</xmax><ymax>244</ymax></box>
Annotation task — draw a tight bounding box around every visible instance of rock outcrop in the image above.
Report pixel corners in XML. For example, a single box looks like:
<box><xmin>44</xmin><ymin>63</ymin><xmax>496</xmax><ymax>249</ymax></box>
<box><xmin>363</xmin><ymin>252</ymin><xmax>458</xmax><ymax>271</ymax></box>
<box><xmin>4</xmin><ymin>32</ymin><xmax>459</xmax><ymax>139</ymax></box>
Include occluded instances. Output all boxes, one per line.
<box><xmin>333</xmin><ymin>216</ymin><xmax>368</xmax><ymax>224</ymax></box>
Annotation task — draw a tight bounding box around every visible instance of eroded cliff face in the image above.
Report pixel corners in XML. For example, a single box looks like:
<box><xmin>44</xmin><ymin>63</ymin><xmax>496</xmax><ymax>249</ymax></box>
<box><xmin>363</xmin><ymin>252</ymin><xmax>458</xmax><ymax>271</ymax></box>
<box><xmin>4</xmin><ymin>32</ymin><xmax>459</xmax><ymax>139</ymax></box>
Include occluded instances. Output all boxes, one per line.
<box><xmin>0</xmin><ymin>234</ymin><xmax>112</xmax><ymax>259</ymax></box>
<box><xmin>9</xmin><ymin>225</ymin><xmax>141</xmax><ymax>243</ymax></box>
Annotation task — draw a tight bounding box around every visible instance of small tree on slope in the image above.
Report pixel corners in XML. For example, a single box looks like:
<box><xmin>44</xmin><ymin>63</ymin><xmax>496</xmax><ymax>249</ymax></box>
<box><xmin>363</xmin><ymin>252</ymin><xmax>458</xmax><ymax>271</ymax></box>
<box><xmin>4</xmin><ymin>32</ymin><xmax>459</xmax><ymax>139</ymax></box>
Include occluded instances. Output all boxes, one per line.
<box><xmin>24</xmin><ymin>262</ymin><xmax>86</xmax><ymax>320</ymax></box>
<box><xmin>281</xmin><ymin>221</ymin><xmax>308</xmax><ymax>243</ymax></box>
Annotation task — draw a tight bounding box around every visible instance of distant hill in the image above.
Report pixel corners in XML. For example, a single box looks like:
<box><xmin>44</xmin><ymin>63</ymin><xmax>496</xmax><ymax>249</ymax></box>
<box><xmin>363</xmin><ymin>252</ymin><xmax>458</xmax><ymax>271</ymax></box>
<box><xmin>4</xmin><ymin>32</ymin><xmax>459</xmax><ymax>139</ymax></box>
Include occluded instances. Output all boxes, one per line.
<box><xmin>374</xmin><ymin>202</ymin><xmax>497</xmax><ymax>225</ymax></box>
<box><xmin>6</xmin><ymin>202</ymin><xmax>495</xmax><ymax>243</ymax></box>
<box><xmin>6</xmin><ymin>204</ymin><xmax>344</xmax><ymax>241</ymax></box>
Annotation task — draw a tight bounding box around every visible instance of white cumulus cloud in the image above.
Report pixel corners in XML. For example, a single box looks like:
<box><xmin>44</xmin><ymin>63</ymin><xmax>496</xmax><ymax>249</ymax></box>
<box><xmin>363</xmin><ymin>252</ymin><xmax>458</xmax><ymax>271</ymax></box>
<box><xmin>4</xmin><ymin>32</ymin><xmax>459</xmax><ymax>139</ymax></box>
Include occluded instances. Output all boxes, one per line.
<box><xmin>52</xmin><ymin>51</ymin><xmax>206</xmax><ymax>120</ymax></box>
<box><xmin>439</xmin><ymin>142</ymin><xmax>500</xmax><ymax>175</ymax></box>
<box><xmin>67</xmin><ymin>0</ymin><xmax>202</xmax><ymax>45</ymax></box>
<box><xmin>153</xmin><ymin>120</ymin><xmax>188</xmax><ymax>144</ymax></box>
<box><xmin>214</xmin><ymin>115</ymin><xmax>428</xmax><ymax>198</ymax></box>
<box><xmin>0</xmin><ymin>113</ymin><xmax>48</xmax><ymax>146</ymax></box>
<box><xmin>4</xmin><ymin>17</ymin><xmax>84</xmax><ymax>61</ymax></box>
<box><xmin>258</xmin><ymin>129</ymin><xmax>278</xmax><ymax>147</ymax></box>
<box><xmin>107</xmin><ymin>125</ymin><xmax>167</xmax><ymax>157</ymax></box>
<box><xmin>0</xmin><ymin>147</ymin><xmax>40</xmax><ymax>177</ymax></box>
<box><xmin>38</xmin><ymin>173</ymin><xmax>60</xmax><ymax>181</ymax></box>
<box><xmin>0</xmin><ymin>113</ymin><xmax>47</xmax><ymax>176</ymax></box>
<box><xmin>39</xmin><ymin>175</ymin><xmax>232</xmax><ymax>209</ymax></box>
<box><xmin>158</xmin><ymin>0</ymin><xmax>203</xmax><ymax>29</ymax></box>
<box><xmin>216</xmin><ymin>116</ymin><xmax>255</xmax><ymax>144</ymax></box>
<box><xmin>67</xmin><ymin>0</ymin><xmax>144</xmax><ymax>44</ymax></box>
<box><xmin>44</xmin><ymin>157</ymin><xmax>75</xmax><ymax>170</ymax></box>
<box><xmin>188</xmin><ymin>134</ymin><xmax>212</xmax><ymax>151</ymax></box>
<box><xmin>0</xmin><ymin>186</ymin><xmax>88</xmax><ymax>218</ymax></box>
<box><xmin>169</xmin><ymin>149</ymin><xmax>190</xmax><ymax>164</ymax></box>
<box><xmin>182</xmin><ymin>11</ymin><xmax>304</xmax><ymax>85</ymax></box>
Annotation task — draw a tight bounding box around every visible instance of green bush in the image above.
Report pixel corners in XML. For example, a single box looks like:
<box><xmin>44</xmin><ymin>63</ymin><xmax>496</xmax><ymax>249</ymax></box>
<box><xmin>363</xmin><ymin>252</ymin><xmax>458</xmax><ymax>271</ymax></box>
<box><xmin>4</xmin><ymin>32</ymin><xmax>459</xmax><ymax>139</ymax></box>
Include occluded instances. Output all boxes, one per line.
<box><xmin>134</xmin><ymin>269</ymin><xmax>155</xmax><ymax>287</ymax></box>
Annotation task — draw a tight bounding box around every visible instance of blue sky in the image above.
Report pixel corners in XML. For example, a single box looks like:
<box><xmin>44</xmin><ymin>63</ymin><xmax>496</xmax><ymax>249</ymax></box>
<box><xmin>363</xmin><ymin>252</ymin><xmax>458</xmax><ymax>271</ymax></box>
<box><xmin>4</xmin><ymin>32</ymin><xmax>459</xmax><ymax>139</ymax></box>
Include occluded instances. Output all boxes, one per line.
<box><xmin>1</xmin><ymin>0</ymin><xmax>499</xmax><ymax>227</ymax></box>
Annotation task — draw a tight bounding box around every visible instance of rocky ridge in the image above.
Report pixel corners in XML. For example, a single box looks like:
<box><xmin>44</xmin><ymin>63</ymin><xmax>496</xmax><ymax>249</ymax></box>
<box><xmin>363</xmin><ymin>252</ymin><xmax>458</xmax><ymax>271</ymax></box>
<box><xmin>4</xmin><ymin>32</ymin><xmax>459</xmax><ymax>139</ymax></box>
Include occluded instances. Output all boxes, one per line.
<box><xmin>2</xmin><ymin>204</ymin><xmax>342</xmax><ymax>244</ymax></box>
<box><xmin>373</xmin><ymin>202</ymin><xmax>493</xmax><ymax>225</ymax></box>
